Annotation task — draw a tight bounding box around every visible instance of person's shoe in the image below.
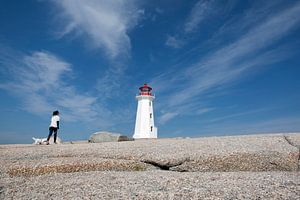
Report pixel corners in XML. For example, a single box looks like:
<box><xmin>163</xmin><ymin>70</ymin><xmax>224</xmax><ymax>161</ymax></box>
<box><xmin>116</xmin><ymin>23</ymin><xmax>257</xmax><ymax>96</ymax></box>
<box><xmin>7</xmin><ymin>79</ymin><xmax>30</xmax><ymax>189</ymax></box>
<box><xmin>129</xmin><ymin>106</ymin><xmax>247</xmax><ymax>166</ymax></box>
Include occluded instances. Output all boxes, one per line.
<box><xmin>46</xmin><ymin>141</ymin><xmax>50</xmax><ymax>145</ymax></box>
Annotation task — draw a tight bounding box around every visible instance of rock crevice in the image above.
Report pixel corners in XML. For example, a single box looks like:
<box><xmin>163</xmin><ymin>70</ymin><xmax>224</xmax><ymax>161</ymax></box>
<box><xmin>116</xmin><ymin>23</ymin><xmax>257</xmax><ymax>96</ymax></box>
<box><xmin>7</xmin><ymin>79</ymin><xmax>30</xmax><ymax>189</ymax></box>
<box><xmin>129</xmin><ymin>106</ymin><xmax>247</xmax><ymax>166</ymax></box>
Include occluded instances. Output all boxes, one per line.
<box><xmin>141</xmin><ymin>158</ymin><xmax>189</xmax><ymax>171</ymax></box>
<box><xmin>283</xmin><ymin>135</ymin><xmax>300</xmax><ymax>170</ymax></box>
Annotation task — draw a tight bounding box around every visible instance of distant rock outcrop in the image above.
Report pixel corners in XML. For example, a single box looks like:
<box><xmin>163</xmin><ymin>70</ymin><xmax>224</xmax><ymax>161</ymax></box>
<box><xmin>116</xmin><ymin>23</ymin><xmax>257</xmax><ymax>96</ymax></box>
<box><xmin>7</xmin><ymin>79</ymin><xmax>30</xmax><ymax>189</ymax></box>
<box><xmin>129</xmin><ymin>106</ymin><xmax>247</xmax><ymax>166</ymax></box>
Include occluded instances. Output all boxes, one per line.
<box><xmin>89</xmin><ymin>131</ymin><xmax>132</xmax><ymax>143</ymax></box>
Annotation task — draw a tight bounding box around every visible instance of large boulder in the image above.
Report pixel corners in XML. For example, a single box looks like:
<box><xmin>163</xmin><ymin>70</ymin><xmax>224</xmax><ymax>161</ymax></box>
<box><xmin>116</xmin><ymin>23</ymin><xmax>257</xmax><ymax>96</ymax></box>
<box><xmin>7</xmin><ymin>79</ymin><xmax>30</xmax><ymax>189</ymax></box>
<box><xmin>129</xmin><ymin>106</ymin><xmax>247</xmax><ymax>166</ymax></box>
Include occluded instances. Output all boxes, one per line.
<box><xmin>89</xmin><ymin>131</ymin><xmax>132</xmax><ymax>143</ymax></box>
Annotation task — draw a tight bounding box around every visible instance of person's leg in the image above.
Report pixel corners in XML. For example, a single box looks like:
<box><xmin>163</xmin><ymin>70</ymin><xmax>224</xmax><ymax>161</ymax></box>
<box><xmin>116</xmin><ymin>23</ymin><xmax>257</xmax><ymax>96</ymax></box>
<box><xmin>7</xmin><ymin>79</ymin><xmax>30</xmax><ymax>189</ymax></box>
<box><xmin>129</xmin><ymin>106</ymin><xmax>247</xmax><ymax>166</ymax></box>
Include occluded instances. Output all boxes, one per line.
<box><xmin>54</xmin><ymin>128</ymin><xmax>58</xmax><ymax>144</ymax></box>
<box><xmin>47</xmin><ymin>127</ymin><xmax>54</xmax><ymax>142</ymax></box>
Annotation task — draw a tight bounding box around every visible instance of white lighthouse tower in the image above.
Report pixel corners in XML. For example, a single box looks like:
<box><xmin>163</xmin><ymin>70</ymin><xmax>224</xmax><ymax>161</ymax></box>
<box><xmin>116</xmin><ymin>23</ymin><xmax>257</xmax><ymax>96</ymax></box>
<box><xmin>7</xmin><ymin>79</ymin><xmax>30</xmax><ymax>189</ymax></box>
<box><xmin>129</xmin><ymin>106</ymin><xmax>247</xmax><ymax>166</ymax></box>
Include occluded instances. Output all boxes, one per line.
<box><xmin>133</xmin><ymin>83</ymin><xmax>157</xmax><ymax>139</ymax></box>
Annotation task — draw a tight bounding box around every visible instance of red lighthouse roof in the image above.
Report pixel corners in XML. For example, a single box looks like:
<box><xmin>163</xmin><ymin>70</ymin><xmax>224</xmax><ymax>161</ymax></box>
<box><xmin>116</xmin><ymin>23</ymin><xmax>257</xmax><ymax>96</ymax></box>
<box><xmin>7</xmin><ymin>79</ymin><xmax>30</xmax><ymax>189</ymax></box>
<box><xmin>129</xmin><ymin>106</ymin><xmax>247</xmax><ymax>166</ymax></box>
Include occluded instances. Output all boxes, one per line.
<box><xmin>139</xmin><ymin>83</ymin><xmax>153</xmax><ymax>96</ymax></box>
<box><xmin>139</xmin><ymin>83</ymin><xmax>152</xmax><ymax>91</ymax></box>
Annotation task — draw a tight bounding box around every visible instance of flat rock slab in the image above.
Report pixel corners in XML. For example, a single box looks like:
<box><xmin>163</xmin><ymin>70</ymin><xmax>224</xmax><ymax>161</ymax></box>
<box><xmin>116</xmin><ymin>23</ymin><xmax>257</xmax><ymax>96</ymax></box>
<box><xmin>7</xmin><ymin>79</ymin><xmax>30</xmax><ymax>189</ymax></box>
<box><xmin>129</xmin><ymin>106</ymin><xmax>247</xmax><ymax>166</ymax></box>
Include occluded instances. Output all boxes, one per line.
<box><xmin>1</xmin><ymin>133</ymin><xmax>300</xmax><ymax>199</ymax></box>
<box><xmin>1</xmin><ymin>171</ymin><xmax>299</xmax><ymax>199</ymax></box>
<box><xmin>0</xmin><ymin>133</ymin><xmax>299</xmax><ymax>175</ymax></box>
<box><xmin>285</xmin><ymin>133</ymin><xmax>300</xmax><ymax>148</ymax></box>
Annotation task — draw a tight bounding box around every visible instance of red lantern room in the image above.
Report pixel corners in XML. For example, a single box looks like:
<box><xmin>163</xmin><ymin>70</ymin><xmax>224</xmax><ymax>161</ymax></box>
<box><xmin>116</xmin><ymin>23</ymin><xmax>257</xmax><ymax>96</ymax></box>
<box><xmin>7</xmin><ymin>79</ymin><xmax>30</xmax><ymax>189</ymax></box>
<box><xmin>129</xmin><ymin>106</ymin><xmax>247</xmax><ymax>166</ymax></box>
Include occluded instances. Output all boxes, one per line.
<box><xmin>139</xmin><ymin>83</ymin><xmax>153</xmax><ymax>96</ymax></box>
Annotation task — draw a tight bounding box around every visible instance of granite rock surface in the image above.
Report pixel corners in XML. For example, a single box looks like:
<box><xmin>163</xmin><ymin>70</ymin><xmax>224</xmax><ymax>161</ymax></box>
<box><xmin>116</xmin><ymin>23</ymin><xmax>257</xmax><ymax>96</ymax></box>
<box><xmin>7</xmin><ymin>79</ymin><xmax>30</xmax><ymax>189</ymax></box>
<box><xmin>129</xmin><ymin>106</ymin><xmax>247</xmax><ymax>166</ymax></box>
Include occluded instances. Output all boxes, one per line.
<box><xmin>1</xmin><ymin>133</ymin><xmax>299</xmax><ymax>199</ymax></box>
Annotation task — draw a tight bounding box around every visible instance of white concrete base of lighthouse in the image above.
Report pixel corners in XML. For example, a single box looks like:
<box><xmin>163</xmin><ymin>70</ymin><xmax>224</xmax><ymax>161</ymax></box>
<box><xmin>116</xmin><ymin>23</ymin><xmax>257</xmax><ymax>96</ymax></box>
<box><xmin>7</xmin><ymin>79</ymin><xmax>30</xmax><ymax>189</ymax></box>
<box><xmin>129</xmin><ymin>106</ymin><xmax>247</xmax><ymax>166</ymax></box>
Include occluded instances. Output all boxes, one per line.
<box><xmin>133</xmin><ymin>127</ymin><xmax>157</xmax><ymax>139</ymax></box>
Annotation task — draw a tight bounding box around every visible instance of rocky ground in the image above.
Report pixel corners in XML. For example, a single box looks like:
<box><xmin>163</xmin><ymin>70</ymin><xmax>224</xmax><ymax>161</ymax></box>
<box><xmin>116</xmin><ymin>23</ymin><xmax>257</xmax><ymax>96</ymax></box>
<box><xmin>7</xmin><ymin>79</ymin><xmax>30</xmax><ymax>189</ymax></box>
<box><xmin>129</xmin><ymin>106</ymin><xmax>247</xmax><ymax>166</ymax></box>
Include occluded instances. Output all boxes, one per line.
<box><xmin>0</xmin><ymin>133</ymin><xmax>299</xmax><ymax>199</ymax></box>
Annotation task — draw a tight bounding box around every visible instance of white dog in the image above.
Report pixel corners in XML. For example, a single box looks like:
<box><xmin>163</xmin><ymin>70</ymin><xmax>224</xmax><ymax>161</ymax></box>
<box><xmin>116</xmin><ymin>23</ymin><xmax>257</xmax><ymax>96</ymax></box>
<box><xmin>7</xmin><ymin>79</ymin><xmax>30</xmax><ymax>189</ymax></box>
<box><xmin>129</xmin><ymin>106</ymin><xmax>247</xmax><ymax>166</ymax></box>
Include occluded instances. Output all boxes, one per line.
<box><xmin>32</xmin><ymin>137</ymin><xmax>48</xmax><ymax>145</ymax></box>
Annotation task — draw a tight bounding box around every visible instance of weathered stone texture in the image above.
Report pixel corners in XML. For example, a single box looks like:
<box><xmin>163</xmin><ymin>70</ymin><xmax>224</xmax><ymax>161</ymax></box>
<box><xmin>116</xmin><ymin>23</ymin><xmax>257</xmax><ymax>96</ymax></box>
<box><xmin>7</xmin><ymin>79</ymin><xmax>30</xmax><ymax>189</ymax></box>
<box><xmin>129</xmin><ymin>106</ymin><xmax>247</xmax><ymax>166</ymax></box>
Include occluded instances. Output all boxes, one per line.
<box><xmin>89</xmin><ymin>131</ymin><xmax>130</xmax><ymax>143</ymax></box>
<box><xmin>1</xmin><ymin>133</ymin><xmax>300</xmax><ymax>199</ymax></box>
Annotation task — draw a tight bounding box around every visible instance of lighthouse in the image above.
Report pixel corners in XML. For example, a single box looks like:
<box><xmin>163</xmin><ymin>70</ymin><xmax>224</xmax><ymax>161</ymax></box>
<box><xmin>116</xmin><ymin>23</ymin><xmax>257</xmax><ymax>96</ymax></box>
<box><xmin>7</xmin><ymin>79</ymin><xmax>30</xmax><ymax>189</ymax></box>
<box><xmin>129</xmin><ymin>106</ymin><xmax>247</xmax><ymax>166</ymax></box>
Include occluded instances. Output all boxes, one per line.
<box><xmin>133</xmin><ymin>83</ymin><xmax>158</xmax><ymax>139</ymax></box>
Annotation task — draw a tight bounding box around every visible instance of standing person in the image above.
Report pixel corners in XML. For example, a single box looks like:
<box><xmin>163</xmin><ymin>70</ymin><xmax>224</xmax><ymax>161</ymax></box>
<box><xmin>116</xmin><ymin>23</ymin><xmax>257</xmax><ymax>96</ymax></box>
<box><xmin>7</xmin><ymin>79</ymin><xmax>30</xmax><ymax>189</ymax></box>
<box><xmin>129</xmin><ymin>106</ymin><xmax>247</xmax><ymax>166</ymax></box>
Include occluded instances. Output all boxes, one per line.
<box><xmin>46</xmin><ymin>110</ymin><xmax>60</xmax><ymax>144</ymax></box>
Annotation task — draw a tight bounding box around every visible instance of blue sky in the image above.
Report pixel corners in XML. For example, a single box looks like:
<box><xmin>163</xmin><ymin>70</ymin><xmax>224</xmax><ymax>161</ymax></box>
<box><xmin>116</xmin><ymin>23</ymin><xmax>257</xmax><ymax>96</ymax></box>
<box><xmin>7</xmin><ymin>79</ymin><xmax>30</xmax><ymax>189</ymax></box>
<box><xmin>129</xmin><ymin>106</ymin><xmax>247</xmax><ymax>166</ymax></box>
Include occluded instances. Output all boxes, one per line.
<box><xmin>0</xmin><ymin>0</ymin><xmax>300</xmax><ymax>144</ymax></box>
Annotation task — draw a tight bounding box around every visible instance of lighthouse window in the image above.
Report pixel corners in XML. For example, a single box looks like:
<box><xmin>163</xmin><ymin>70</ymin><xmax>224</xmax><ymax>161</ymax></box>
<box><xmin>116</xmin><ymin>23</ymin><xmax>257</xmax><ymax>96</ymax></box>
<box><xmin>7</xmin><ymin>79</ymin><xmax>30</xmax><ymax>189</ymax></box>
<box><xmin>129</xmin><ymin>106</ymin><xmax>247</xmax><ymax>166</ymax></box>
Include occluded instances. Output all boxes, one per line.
<box><xmin>150</xmin><ymin>113</ymin><xmax>152</xmax><ymax>118</ymax></box>
<box><xmin>151</xmin><ymin>126</ymin><xmax>153</xmax><ymax>132</ymax></box>
<box><xmin>149</xmin><ymin>102</ymin><xmax>151</xmax><ymax>106</ymax></box>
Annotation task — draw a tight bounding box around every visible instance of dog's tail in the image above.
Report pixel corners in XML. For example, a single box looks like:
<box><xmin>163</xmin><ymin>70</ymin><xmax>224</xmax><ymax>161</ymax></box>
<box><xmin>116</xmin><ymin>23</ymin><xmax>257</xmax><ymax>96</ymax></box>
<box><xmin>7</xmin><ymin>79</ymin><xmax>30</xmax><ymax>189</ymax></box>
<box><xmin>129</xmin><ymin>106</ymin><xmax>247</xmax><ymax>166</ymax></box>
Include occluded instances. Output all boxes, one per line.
<box><xmin>32</xmin><ymin>137</ymin><xmax>37</xmax><ymax>141</ymax></box>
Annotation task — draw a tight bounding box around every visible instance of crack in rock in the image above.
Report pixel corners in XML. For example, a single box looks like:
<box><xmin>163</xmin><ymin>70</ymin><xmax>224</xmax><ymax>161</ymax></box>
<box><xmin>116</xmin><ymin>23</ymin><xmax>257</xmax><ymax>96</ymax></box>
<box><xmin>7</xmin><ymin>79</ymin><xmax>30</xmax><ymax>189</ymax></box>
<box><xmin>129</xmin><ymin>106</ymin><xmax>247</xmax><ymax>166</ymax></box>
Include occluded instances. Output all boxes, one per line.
<box><xmin>142</xmin><ymin>158</ymin><xmax>189</xmax><ymax>171</ymax></box>
<box><xmin>142</xmin><ymin>160</ymin><xmax>170</xmax><ymax>170</ymax></box>
<box><xmin>0</xmin><ymin>186</ymin><xmax>5</xmax><ymax>200</ymax></box>
<box><xmin>283</xmin><ymin>135</ymin><xmax>300</xmax><ymax>171</ymax></box>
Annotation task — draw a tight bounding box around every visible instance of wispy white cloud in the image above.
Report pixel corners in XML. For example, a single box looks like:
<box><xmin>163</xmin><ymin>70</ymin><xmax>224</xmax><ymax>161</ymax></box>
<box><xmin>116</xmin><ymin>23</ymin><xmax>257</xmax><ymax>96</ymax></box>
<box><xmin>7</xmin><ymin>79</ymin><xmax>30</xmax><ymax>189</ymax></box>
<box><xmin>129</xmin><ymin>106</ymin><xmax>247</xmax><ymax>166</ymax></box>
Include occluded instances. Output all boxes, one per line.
<box><xmin>165</xmin><ymin>35</ymin><xmax>184</xmax><ymax>49</ymax></box>
<box><xmin>159</xmin><ymin>112</ymin><xmax>179</xmax><ymax>125</ymax></box>
<box><xmin>158</xmin><ymin>107</ymin><xmax>214</xmax><ymax>125</ymax></box>
<box><xmin>51</xmin><ymin>0</ymin><xmax>145</xmax><ymax>102</ymax></box>
<box><xmin>173</xmin><ymin>1</ymin><xmax>300</xmax><ymax>104</ymax></box>
<box><xmin>165</xmin><ymin>0</ymin><xmax>220</xmax><ymax>48</ymax></box>
<box><xmin>0</xmin><ymin>50</ymin><xmax>102</xmax><ymax>123</ymax></box>
<box><xmin>155</xmin><ymin>8</ymin><xmax>163</xmax><ymax>14</ymax></box>
<box><xmin>22</xmin><ymin>52</ymin><xmax>71</xmax><ymax>90</ymax></box>
<box><xmin>211</xmin><ymin>0</ymin><xmax>286</xmax><ymax>43</ymax></box>
<box><xmin>53</xmin><ymin>0</ymin><xmax>143</xmax><ymax>59</ymax></box>
<box><xmin>184</xmin><ymin>0</ymin><xmax>215</xmax><ymax>33</ymax></box>
<box><xmin>156</xmin><ymin>1</ymin><xmax>300</xmax><ymax>124</ymax></box>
